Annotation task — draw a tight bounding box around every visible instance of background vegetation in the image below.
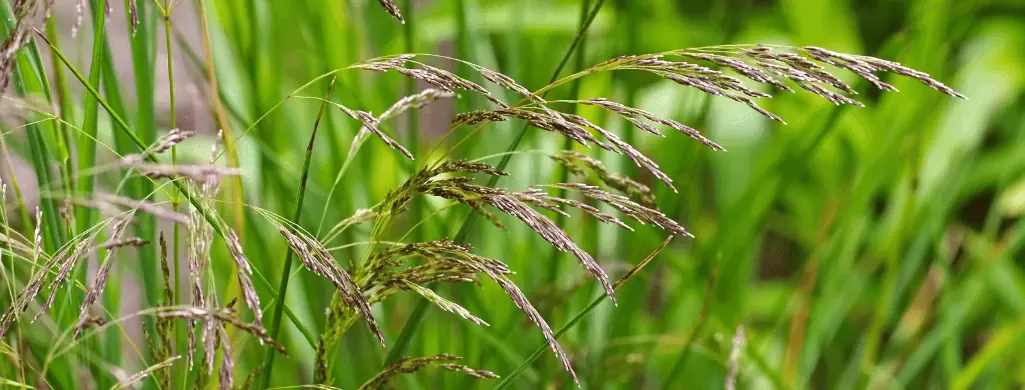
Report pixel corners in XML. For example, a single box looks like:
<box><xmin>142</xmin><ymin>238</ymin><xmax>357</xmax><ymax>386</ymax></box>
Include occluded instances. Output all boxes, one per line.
<box><xmin>2</xmin><ymin>0</ymin><xmax>1024</xmax><ymax>389</ymax></box>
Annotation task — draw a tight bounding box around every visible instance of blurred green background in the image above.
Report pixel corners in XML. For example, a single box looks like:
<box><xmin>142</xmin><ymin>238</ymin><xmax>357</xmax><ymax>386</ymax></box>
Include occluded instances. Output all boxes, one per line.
<box><xmin>5</xmin><ymin>0</ymin><xmax>1025</xmax><ymax>388</ymax></box>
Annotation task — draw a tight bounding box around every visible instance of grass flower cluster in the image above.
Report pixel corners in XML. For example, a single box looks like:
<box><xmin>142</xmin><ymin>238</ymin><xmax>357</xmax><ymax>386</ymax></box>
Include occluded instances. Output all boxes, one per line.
<box><xmin>0</xmin><ymin>0</ymin><xmax>995</xmax><ymax>389</ymax></box>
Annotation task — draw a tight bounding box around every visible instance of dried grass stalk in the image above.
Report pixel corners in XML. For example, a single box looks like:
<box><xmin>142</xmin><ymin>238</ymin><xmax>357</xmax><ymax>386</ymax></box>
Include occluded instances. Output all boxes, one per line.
<box><xmin>83</xmin><ymin>193</ymin><xmax>189</xmax><ymax>224</ymax></box>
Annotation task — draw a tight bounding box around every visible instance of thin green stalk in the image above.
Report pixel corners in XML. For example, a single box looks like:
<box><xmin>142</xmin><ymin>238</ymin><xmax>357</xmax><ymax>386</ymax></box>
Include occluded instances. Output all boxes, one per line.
<box><xmin>122</xmin><ymin>0</ymin><xmax>161</xmax><ymax>316</ymax></box>
<box><xmin>259</xmin><ymin>77</ymin><xmax>337</xmax><ymax>388</ymax></box>
<box><xmin>383</xmin><ymin>0</ymin><xmax>609</xmax><ymax>366</ymax></box>
<box><xmin>0</xmin><ymin>136</ymin><xmax>31</xmax><ymax>232</ymax></box>
<box><xmin>401</xmin><ymin>1</ymin><xmax>425</xmax><ymax>384</ymax></box>
<box><xmin>97</xmin><ymin>8</ymin><xmax>134</xmax><ymax>380</ymax></box>
<box><xmin>403</xmin><ymin>0</ymin><xmax>419</xmax><ymax>241</ymax></box>
<box><xmin>197</xmin><ymin>0</ymin><xmax>246</xmax><ymax>245</ymax></box>
<box><xmin>76</xmin><ymin>1</ymin><xmax>109</xmax><ymax>385</ymax></box>
<box><xmin>43</xmin><ymin>17</ymin><xmax>76</xmax><ymax>210</ymax></box>
<box><xmin>661</xmin><ymin>268</ymin><xmax>718</xmax><ymax>388</ymax></box>
<box><xmin>2</xmin><ymin>20</ymin><xmax>63</xmax><ymax>258</ymax></box>
<box><xmin>20</xmin><ymin>17</ymin><xmax>72</xmax><ymax>247</ymax></box>
<box><xmin>75</xmin><ymin>0</ymin><xmax>105</xmax><ymax>249</ymax></box>
<box><xmin>1</xmin><ymin>13</ymin><xmax>71</xmax><ymax>390</ymax></box>
<box><xmin>160</xmin><ymin>2</ymin><xmax>185</xmax><ymax>388</ymax></box>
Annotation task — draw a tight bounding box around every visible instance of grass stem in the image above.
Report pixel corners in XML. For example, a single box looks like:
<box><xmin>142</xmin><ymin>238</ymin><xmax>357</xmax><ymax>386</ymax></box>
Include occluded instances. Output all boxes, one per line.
<box><xmin>259</xmin><ymin>77</ymin><xmax>337</xmax><ymax>388</ymax></box>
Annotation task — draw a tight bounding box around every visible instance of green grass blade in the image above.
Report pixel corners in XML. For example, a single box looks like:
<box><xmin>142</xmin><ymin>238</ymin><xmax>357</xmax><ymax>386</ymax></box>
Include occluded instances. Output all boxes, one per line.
<box><xmin>259</xmin><ymin>77</ymin><xmax>336</xmax><ymax>388</ymax></box>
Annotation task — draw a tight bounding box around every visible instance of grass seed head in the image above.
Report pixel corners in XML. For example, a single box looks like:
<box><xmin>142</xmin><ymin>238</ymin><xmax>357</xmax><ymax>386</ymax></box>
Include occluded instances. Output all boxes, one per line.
<box><xmin>376</xmin><ymin>0</ymin><xmax>405</xmax><ymax>23</ymax></box>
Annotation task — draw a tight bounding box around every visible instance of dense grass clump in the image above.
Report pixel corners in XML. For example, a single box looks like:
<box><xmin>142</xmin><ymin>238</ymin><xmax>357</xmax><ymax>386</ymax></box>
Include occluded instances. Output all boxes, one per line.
<box><xmin>6</xmin><ymin>0</ymin><xmax>1022</xmax><ymax>389</ymax></box>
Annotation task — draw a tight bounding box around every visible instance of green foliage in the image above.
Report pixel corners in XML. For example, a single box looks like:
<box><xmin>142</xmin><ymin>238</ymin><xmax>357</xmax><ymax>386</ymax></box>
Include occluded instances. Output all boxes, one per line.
<box><xmin>1</xmin><ymin>1</ymin><xmax>1022</xmax><ymax>390</ymax></box>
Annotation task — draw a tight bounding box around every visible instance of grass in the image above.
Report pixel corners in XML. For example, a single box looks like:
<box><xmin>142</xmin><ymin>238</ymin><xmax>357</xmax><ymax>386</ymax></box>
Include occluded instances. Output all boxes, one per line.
<box><xmin>2</xmin><ymin>1</ymin><xmax>1024</xmax><ymax>390</ymax></box>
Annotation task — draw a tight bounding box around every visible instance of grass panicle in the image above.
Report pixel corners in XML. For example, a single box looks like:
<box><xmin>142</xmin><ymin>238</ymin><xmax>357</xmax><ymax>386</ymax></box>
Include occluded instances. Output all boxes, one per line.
<box><xmin>110</xmin><ymin>355</ymin><xmax>181</xmax><ymax>390</ymax></box>
<box><xmin>375</xmin><ymin>0</ymin><xmax>405</xmax><ymax>24</ymax></box>
<box><xmin>0</xmin><ymin>2</ymin><xmax>974</xmax><ymax>388</ymax></box>
<box><xmin>71</xmin><ymin>213</ymin><xmax>136</xmax><ymax>340</ymax></box>
<box><xmin>360</xmin><ymin>354</ymin><xmax>497</xmax><ymax>390</ymax></box>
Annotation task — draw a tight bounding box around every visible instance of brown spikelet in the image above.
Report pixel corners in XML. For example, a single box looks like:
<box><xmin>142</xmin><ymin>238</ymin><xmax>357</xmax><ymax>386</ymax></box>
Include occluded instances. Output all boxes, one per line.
<box><xmin>218</xmin><ymin>325</ymin><xmax>233</xmax><ymax>390</ymax></box>
<box><xmin>401</xmin><ymin>281</ymin><xmax>488</xmax><ymax>326</ymax></box>
<box><xmin>359</xmin><ymin>354</ymin><xmax>497</xmax><ymax>390</ymax></box>
<box><xmin>335</xmin><ymin>103</ymin><xmax>412</xmax><ymax>159</ymax></box>
<box><xmin>551</xmin><ymin>150</ymin><xmax>655</xmax><ymax>207</ymax></box>
<box><xmin>560</xmin><ymin>112</ymin><xmax>678</xmax><ymax>191</ymax></box>
<box><xmin>185</xmin><ymin>179</ymin><xmax>215</xmax><ymax>368</ymax></box>
<box><xmin>486</xmin><ymin>263</ymin><xmax>576</xmax><ymax>383</ymax></box>
<box><xmin>271</xmin><ymin>223</ymin><xmax>384</xmax><ymax>344</ymax></box>
<box><xmin>452</xmin><ymin>107</ymin><xmax>682</xmax><ymax>191</ymax></box>
<box><xmin>154</xmin><ymin>306</ymin><xmax>285</xmax><ymax>354</ymax></box>
<box><xmin>575</xmin><ymin>98</ymin><xmax>724</xmax><ymax>150</ymax></box>
<box><xmin>424</xmin><ymin>180</ymin><xmax>617</xmax><ymax>303</ymax></box>
<box><xmin>238</xmin><ymin>364</ymin><xmax>264</xmax><ymax>390</ymax></box>
<box><xmin>364</xmin><ymin>239</ymin><xmax>575</xmax><ymax>383</ymax></box>
<box><xmin>394</xmin><ymin>63</ymin><xmax>508</xmax><ymax>108</ymax></box>
<box><xmin>36</xmin><ymin>236</ymin><xmax>94</xmax><ymax>322</ymax></box>
<box><xmin>453</xmin><ymin>107</ymin><xmax>609</xmax><ymax>150</ymax></box>
<box><xmin>224</xmin><ymin>229</ymin><xmax>263</xmax><ymax>329</ymax></box>
<box><xmin>128</xmin><ymin>0</ymin><xmax>139</xmax><ymax>35</ymax></box>
<box><xmin>801</xmin><ymin>46</ymin><xmax>965</xmax><ymax>98</ymax></box>
<box><xmin>375</xmin><ymin>0</ymin><xmax>405</xmax><ymax>23</ymax></box>
<box><xmin>472</xmin><ymin>65</ymin><xmax>544</xmax><ymax>103</ymax></box>
<box><xmin>0</xmin><ymin>208</ymin><xmax>56</xmax><ymax>337</ymax></box>
<box><xmin>382</xmin><ymin>88</ymin><xmax>457</xmax><ymax>120</ymax></box>
<box><xmin>546</xmin><ymin>183</ymin><xmax>692</xmax><ymax>237</ymax></box>
<box><xmin>137</xmin><ymin>163</ymin><xmax>243</xmax><ymax>183</ymax></box>
<box><xmin>154</xmin><ymin>233</ymin><xmax>174</xmax><ymax>389</ymax></box>
<box><xmin>111</xmin><ymin>355</ymin><xmax>181</xmax><ymax>390</ymax></box>
<box><xmin>101</xmin><ymin>237</ymin><xmax>150</xmax><ymax>249</ymax></box>
<box><xmin>357</xmin><ymin>54</ymin><xmax>416</xmax><ymax>72</ymax></box>
<box><xmin>349</xmin><ymin>89</ymin><xmax>455</xmax><ymax>159</ymax></box>
<box><xmin>73</xmin><ymin>214</ymin><xmax>135</xmax><ymax>340</ymax></box>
